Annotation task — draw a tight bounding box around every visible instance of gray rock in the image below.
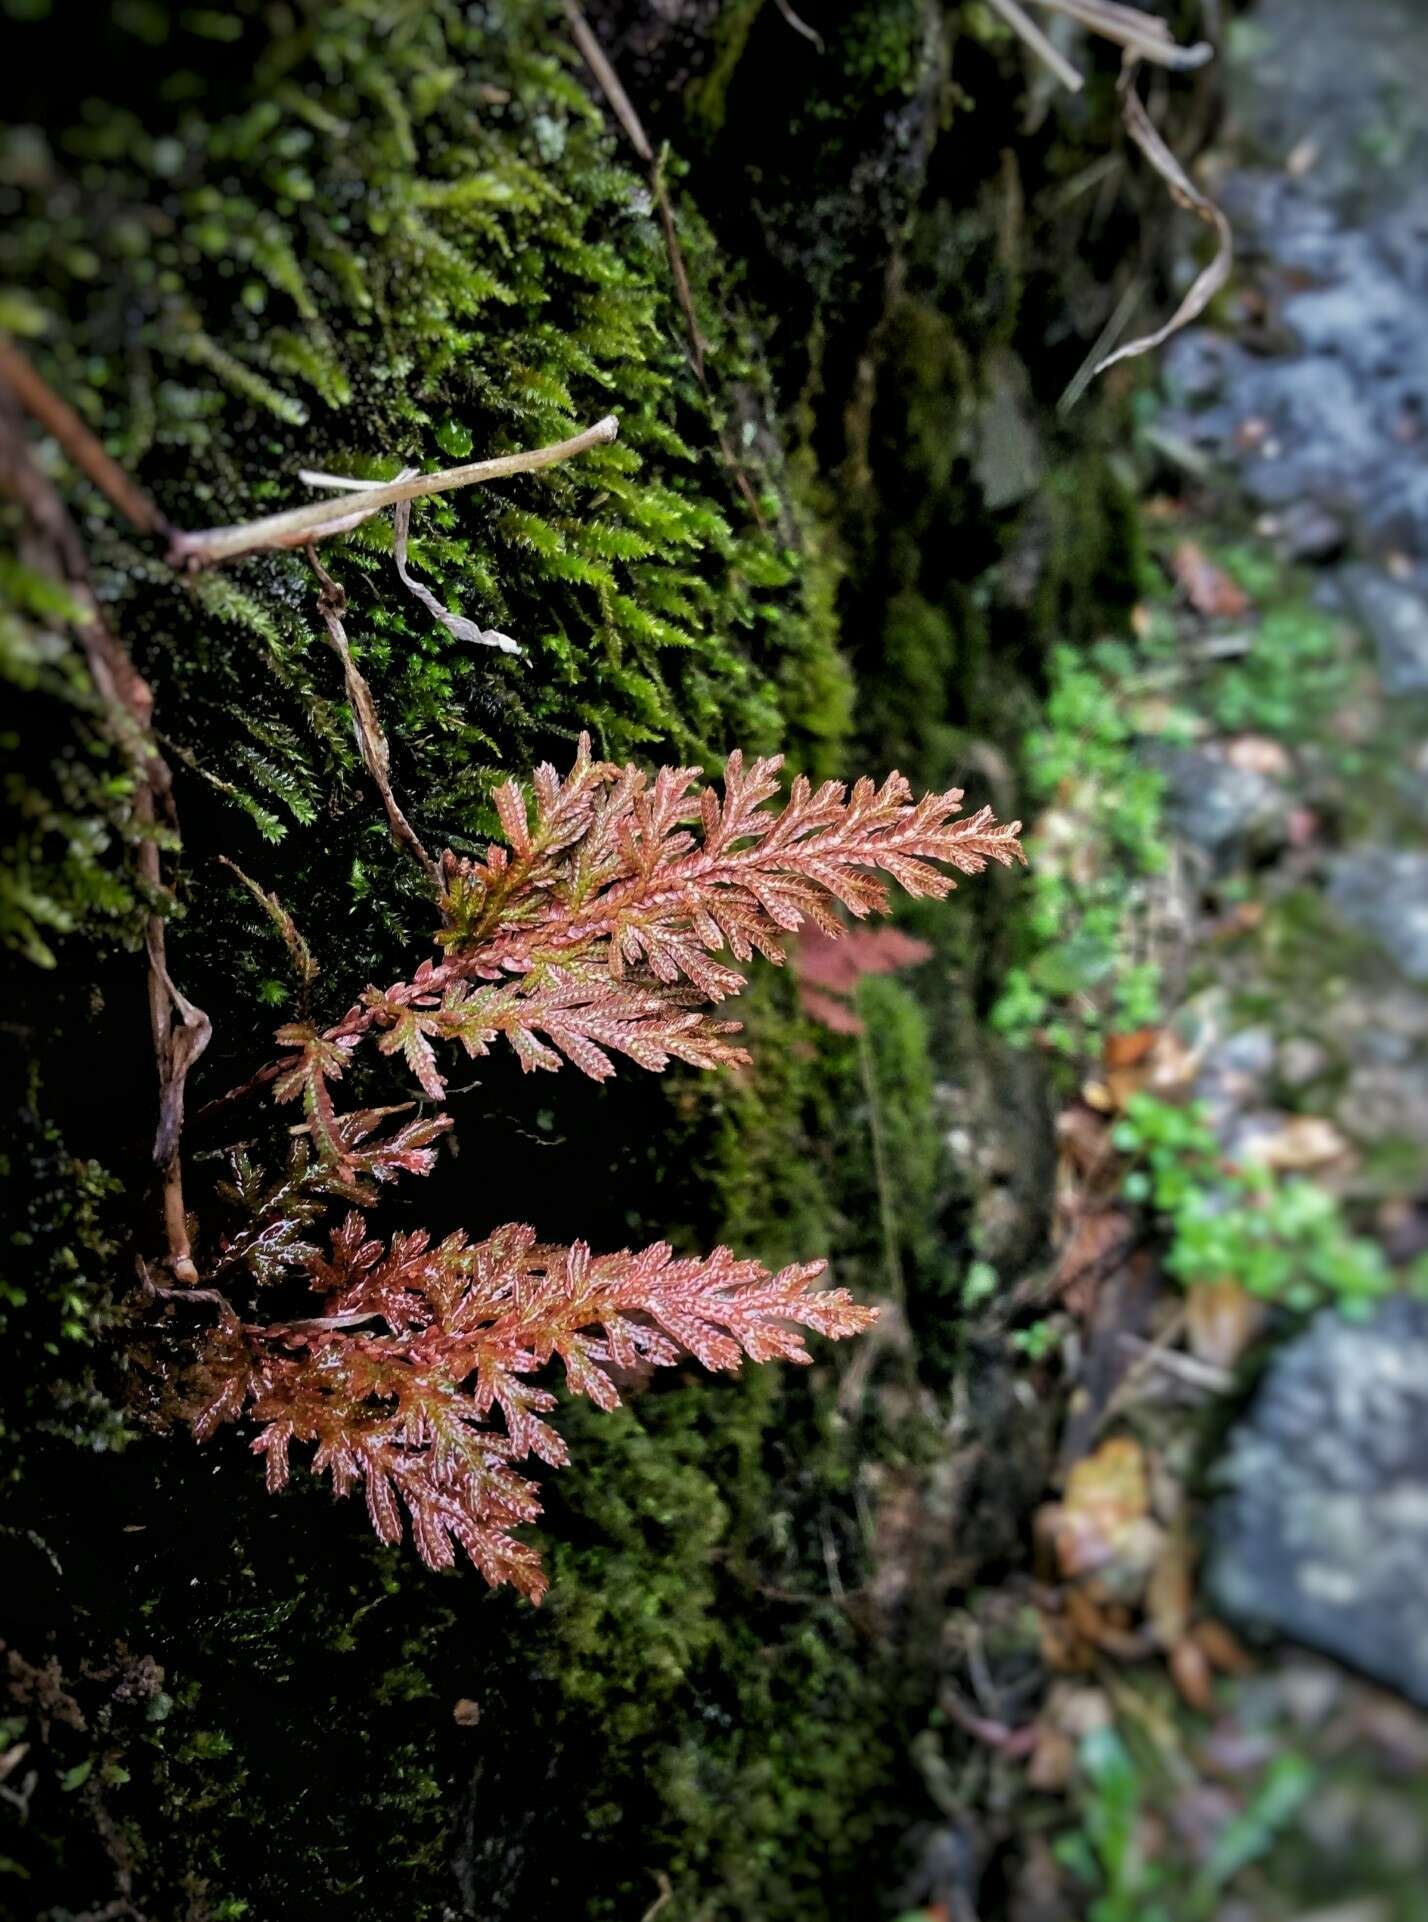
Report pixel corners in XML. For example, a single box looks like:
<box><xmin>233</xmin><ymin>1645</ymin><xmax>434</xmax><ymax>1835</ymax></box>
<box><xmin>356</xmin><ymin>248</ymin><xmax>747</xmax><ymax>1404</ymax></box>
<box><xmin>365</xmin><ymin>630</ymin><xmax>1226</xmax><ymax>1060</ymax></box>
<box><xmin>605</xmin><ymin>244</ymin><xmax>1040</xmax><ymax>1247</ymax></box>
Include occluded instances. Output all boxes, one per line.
<box><xmin>1340</xmin><ymin>565</ymin><xmax>1428</xmax><ymax>693</ymax></box>
<box><xmin>1148</xmin><ymin>744</ymin><xmax>1286</xmax><ymax>864</ymax></box>
<box><xmin>973</xmin><ymin>353</ymin><xmax>1042</xmax><ymax>512</ymax></box>
<box><xmin>1277</xmin><ymin>1036</ymin><xmax>1331</xmax><ymax>1090</ymax></box>
<box><xmin>1273</xmin><ymin>499</ymin><xmax>1348</xmax><ymax>563</ymax></box>
<box><xmin>1336</xmin><ymin>1061</ymin><xmax>1428</xmax><ymax>1147</ymax></box>
<box><xmin>1211</xmin><ymin>1299</ymin><xmax>1428</xmax><ymax>1705</ymax></box>
<box><xmin>1327</xmin><ymin>848</ymin><xmax>1428</xmax><ymax>982</ymax></box>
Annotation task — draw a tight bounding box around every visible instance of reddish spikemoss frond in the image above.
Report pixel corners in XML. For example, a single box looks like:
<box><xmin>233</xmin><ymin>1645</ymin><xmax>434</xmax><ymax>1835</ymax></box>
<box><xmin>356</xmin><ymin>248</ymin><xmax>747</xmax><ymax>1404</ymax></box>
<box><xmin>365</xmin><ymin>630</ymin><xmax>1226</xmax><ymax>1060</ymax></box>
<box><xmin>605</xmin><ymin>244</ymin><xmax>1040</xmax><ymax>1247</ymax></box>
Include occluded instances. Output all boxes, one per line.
<box><xmin>187</xmin><ymin>741</ymin><xmax>1018</xmax><ymax>1590</ymax></box>
<box><xmin>280</xmin><ymin>737</ymin><xmax>1022</xmax><ymax>1122</ymax></box>
<box><xmin>795</xmin><ymin>924</ymin><xmax>934</xmax><ymax>1035</ymax></box>
<box><xmin>186</xmin><ymin>1214</ymin><xmax>876</xmax><ymax>1599</ymax></box>
<box><xmin>438</xmin><ymin>736</ymin><xmax>1023</xmax><ymax>984</ymax></box>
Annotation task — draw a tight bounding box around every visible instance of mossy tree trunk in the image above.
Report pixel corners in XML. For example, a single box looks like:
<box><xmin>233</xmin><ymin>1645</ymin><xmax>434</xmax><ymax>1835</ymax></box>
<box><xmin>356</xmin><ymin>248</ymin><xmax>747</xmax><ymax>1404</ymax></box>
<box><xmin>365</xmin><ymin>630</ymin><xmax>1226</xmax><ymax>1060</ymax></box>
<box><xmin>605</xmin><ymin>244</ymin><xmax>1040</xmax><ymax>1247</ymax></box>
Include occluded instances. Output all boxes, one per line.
<box><xmin>0</xmin><ymin>3</ymin><xmax>1193</xmax><ymax>1916</ymax></box>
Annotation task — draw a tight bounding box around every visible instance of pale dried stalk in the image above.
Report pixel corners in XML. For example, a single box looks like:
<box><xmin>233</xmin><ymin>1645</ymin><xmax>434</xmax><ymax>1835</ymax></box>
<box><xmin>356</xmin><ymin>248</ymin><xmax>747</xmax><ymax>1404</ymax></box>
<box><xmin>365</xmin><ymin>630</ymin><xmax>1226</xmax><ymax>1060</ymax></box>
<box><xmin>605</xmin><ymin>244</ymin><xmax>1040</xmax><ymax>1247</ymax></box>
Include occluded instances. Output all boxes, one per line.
<box><xmin>305</xmin><ymin>546</ymin><xmax>442</xmax><ymax>891</ymax></box>
<box><xmin>168</xmin><ymin>415</ymin><xmax>619</xmax><ymax>568</ymax></box>
<box><xmin>988</xmin><ymin>0</ymin><xmax>1229</xmax><ymax>381</ymax></box>
<box><xmin>986</xmin><ymin>0</ymin><xmax>1084</xmax><ymax>93</ymax></box>
<box><xmin>1030</xmin><ymin>0</ymin><xmax>1213</xmax><ymax>70</ymax></box>
<box><xmin>560</xmin><ymin>0</ymin><xmax>652</xmax><ymax>163</ymax></box>
<box><xmin>0</xmin><ymin>383</ymin><xmax>208</xmax><ymax>1283</ymax></box>
<box><xmin>1091</xmin><ymin>63</ymin><xmax>1232</xmax><ymax>377</ymax></box>
<box><xmin>772</xmin><ymin>0</ymin><xmax>824</xmax><ymax>53</ymax></box>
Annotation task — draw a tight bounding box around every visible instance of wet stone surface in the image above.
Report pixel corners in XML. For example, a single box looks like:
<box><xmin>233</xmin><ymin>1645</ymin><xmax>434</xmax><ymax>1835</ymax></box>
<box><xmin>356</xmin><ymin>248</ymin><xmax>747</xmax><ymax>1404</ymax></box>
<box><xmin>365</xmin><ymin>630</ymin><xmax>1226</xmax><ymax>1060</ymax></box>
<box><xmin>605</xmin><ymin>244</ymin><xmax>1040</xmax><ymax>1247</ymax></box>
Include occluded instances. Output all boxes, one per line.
<box><xmin>1146</xmin><ymin>743</ymin><xmax>1286</xmax><ymax>864</ymax></box>
<box><xmin>1211</xmin><ymin>1298</ymin><xmax>1428</xmax><ymax>1706</ymax></box>
<box><xmin>1326</xmin><ymin>848</ymin><xmax>1428</xmax><ymax>984</ymax></box>
<box><xmin>1339</xmin><ymin>565</ymin><xmax>1428</xmax><ymax>695</ymax></box>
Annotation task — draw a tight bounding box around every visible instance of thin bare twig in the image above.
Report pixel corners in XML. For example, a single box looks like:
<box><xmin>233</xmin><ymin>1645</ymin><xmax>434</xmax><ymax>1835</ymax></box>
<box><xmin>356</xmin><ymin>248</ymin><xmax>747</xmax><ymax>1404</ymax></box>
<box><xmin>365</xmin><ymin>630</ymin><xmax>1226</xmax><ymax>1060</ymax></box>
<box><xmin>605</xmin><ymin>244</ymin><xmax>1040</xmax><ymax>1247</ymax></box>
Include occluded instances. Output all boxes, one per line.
<box><xmin>560</xmin><ymin>2</ymin><xmax>705</xmax><ymax>381</ymax></box>
<box><xmin>1030</xmin><ymin>0</ymin><xmax>1213</xmax><ymax>71</ymax></box>
<box><xmin>1117</xmin><ymin>1329</ymin><xmax>1232</xmax><ymax>1393</ymax></box>
<box><xmin>986</xmin><ymin>0</ymin><xmax>1084</xmax><ymax>93</ymax></box>
<box><xmin>1092</xmin><ymin>60</ymin><xmax>1232</xmax><ymax>376</ymax></box>
<box><xmin>561</xmin><ymin>1</ymin><xmax>770</xmax><ymax>523</ymax></box>
<box><xmin>639</xmin><ymin>1871</ymin><xmax>675</xmax><ymax>1922</ymax></box>
<box><xmin>167</xmin><ymin>415</ymin><xmax>619</xmax><ymax>568</ymax></box>
<box><xmin>988</xmin><ymin>1</ymin><xmax>1228</xmax><ymax>381</ymax></box>
<box><xmin>306</xmin><ymin>545</ymin><xmax>442</xmax><ymax>891</ymax></box>
<box><xmin>0</xmin><ymin>334</ymin><xmax>169</xmax><ymax>537</ymax></box>
<box><xmin>773</xmin><ymin>0</ymin><xmax>824</xmax><ymax>53</ymax></box>
<box><xmin>1058</xmin><ymin>271</ymin><xmax>1146</xmax><ymax>413</ymax></box>
<box><xmin>560</xmin><ymin>0</ymin><xmax>652</xmax><ymax>161</ymax></box>
<box><xmin>938</xmin><ymin>1683</ymin><xmax>1040</xmax><ymax>1759</ymax></box>
<box><xmin>138</xmin><ymin>1260</ymin><xmax>233</xmax><ymax>1316</ymax></box>
<box><xmin>0</xmin><ymin>381</ymin><xmax>208</xmax><ymax>1283</ymax></box>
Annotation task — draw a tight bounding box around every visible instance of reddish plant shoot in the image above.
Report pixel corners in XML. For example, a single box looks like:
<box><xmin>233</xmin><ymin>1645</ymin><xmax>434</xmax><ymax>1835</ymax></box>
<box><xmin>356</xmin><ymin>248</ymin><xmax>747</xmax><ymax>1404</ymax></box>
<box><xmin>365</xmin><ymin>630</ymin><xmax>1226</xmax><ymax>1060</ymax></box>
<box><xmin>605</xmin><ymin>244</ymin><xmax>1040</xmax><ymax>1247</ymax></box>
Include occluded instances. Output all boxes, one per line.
<box><xmin>185</xmin><ymin>738</ymin><xmax>1023</xmax><ymax>1596</ymax></box>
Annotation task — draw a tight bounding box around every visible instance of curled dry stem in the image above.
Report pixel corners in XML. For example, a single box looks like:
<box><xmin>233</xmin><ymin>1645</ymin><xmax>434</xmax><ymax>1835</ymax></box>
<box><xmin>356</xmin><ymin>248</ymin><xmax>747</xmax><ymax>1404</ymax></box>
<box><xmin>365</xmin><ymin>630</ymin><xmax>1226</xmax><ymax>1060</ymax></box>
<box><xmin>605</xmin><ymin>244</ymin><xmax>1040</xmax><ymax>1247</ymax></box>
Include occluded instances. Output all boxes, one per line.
<box><xmin>985</xmin><ymin>1</ymin><xmax>1229</xmax><ymax>380</ymax></box>
<box><xmin>168</xmin><ymin>415</ymin><xmax>619</xmax><ymax>568</ymax></box>
<box><xmin>560</xmin><ymin>1</ymin><xmax>768</xmax><ymax>523</ymax></box>
<box><xmin>306</xmin><ymin>545</ymin><xmax>442</xmax><ymax>892</ymax></box>
<box><xmin>0</xmin><ymin>376</ymin><xmax>208</xmax><ymax>1283</ymax></box>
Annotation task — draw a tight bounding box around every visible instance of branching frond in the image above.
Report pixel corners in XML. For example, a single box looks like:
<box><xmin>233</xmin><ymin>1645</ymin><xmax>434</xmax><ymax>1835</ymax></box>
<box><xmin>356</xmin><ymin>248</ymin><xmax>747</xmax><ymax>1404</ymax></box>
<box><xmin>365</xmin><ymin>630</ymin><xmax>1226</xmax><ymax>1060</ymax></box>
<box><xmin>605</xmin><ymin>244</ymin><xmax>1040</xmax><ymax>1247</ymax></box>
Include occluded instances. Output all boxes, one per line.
<box><xmin>188</xmin><ymin>1213</ymin><xmax>876</xmax><ymax>1599</ymax></box>
<box><xmin>178</xmin><ymin>739</ymin><xmax>1021</xmax><ymax>1593</ymax></box>
<box><xmin>293</xmin><ymin>736</ymin><xmax>1023</xmax><ymax>1111</ymax></box>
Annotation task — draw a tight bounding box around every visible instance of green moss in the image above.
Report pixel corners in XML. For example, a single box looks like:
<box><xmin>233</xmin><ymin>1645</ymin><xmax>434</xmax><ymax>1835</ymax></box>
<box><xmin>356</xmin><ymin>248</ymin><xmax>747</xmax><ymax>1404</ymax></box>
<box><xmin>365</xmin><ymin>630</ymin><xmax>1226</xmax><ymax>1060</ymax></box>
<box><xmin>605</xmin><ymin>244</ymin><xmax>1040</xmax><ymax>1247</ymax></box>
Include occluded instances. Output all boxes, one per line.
<box><xmin>529</xmin><ymin>1364</ymin><xmax>900</xmax><ymax>1921</ymax></box>
<box><xmin>0</xmin><ymin>542</ymin><xmax>146</xmax><ymax>967</ymax></box>
<box><xmin>992</xmin><ymin>640</ymin><xmax>1169</xmax><ymax>1060</ymax></box>
<box><xmin>1113</xmin><ymin>1091</ymin><xmax>1428</xmax><ymax>1314</ymax></box>
<box><xmin>1</xmin><ymin>0</ymin><xmax>852</xmax><ymax>1019</ymax></box>
<box><xmin>1033</xmin><ymin>449</ymin><xmax>1146</xmax><ymax>650</ymax></box>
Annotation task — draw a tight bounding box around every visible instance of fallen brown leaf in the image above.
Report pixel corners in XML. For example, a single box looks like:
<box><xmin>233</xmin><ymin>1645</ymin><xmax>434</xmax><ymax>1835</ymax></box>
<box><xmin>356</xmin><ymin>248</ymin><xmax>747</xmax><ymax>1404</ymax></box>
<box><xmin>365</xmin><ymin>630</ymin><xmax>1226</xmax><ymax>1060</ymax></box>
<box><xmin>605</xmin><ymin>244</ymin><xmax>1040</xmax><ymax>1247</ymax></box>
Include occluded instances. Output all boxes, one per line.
<box><xmin>1054</xmin><ymin>1436</ymin><xmax>1163</xmax><ymax>1595</ymax></box>
<box><xmin>1242</xmin><ymin>1114</ymin><xmax>1352</xmax><ymax>1174</ymax></box>
<box><xmin>1190</xmin><ymin>1618</ymin><xmax>1253</xmax><ymax>1675</ymax></box>
<box><xmin>1026</xmin><ymin>1722</ymin><xmax>1076</xmax><ymax>1791</ymax></box>
<box><xmin>1172</xmin><ymin>540</ymin><xmax>1250</xmax><ymax>617</ymax></box>
<box><xmin>1106</xmin><ymin>1027</ymin><xmax>1161</xmax><ymax>1070</ymax></box>
<box><xmin>1146</xmin><ymin>1526</ymin><xmax>1196</xmax><ymax>1649</ymax></box>
<box><xmin>1170</xmin><ymin>1635</ymin><xmax>1216</xmax><ymax>1712</ymax></box>
<box><xmin>1186</xmin><ymin>1278</ymin><xmax>1264</xmax><ymax>1370</ymax></box>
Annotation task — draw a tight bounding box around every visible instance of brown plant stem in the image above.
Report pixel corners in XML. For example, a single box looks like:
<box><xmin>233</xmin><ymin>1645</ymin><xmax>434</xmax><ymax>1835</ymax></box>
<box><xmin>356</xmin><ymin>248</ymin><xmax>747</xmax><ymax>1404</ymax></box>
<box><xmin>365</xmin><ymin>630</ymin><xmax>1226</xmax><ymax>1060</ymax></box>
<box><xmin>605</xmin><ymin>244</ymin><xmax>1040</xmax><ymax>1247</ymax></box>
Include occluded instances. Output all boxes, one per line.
<box><xmin>0</xmin><ymin>334</ymin><xmax>169</xmax><ymax>538</ymax></box>
<box><xmin>167</xmin><ymin>414</ymin><xmax>619</xmax><ymax>568</ymax></box>
<box><xmin>560</xmin><ymin>1</ymin><xmax>768</xmax><ymax>524</ymax></box>
<box><xmin>0</xmin><ymin>383</ymin><xmax>208</xmax><ymax>1283</ymax></box>
<box><xmin>306</xmin><ymin>545</ymin><xmax>442</xmax><ymax>891</ymax></box>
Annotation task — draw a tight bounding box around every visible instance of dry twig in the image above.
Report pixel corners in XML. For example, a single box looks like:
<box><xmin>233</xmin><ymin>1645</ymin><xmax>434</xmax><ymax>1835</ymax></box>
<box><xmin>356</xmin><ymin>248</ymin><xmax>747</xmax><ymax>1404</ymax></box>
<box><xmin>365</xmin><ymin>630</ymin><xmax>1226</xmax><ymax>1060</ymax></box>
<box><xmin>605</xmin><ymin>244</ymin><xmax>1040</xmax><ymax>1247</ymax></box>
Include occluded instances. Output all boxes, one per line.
<box><xmin>305</xmin><ymin>545</ymin><xmax>441</xmax><ymax>891</ymax></box>
<box><xmin>1031</xmin><ymin>0</ymin><xmax>1212</xmax><ymax>70</ymax></box>
<box><xmin>168</xmin><ymin>415</ymin><xmax>618</xmax><ymax>568</ymax></box>
<box><xmin>0</xmin><ymin>334</ymin><xmax>169</xmax><ymax>538</ymax></box>
<box><xmin>560</xmin><ymin>1</ymin><xmax>767</xmax><ymax>523</ymax></box>
<box><xmin>1091</xmin><ymin>61</ymin><xmax>1232</xmax><ymax>377</ymax></box>
<box><xmin>986</xmin><ymin>0</ymin><xmax>1084</xmax><ymax>94</ymax></box>
<box><xmin>0</xmin><ymin>381</ymin><xmax>208</xmax><ymax>1282</ymax></box>
<box><xmin>985</xmin><ymin>1</ymin><xmax>1229</xmax><ymax>380</ymax></box>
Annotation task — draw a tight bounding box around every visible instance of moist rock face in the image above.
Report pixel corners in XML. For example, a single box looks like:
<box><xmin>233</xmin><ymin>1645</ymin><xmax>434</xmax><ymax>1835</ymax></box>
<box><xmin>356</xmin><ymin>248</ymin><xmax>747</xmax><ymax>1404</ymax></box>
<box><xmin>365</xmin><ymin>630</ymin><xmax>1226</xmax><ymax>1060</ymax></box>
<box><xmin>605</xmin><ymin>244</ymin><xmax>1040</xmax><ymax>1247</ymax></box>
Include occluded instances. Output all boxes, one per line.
<box><xmin>1211</xmin><ymin>1299</ymin><xmax>1428</xmax><ymax>1705</ymax></box>
<box><xmin>1327</xmin><ymin>848</ymin><xmax>1428</xmax><ymax>983</ymax></box>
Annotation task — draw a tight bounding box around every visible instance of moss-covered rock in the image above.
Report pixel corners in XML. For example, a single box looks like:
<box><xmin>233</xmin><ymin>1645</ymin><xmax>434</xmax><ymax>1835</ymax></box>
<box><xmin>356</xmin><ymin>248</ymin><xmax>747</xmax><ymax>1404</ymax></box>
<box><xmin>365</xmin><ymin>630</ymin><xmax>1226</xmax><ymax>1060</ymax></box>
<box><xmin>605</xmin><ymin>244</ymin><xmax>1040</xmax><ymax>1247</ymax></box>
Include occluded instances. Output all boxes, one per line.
<box><xmin>0</xmin><ymin>0</ymin><xmax>1167</xmax><ymax>1915</ymax></box>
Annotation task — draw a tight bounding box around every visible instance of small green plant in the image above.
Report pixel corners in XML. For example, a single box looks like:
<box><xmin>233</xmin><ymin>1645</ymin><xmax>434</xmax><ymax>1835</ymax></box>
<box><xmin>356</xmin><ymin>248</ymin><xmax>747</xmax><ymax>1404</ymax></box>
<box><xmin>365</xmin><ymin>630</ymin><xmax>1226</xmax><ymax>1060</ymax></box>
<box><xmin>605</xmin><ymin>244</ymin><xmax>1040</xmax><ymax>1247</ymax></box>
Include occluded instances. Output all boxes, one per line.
<box><xmin>992</xmin><ymin>645</ymin><xmax>1168</xmax><ymax>1059</ymax></box>
<box><xmin>1054</xmin><ymin>1727</ymin><xmax>1169</xmax><ymax>1922</ymax></box>
<box><xmin>1056</xmin><ymin>1726</ymin><xmax>1314</xmax><ymax>1922</ymax></box>
<box><xmin>1112</xmin><ymin>1092</ymin><xmax>1425</xmax><ymax>1315</ymax></box>
<box><xmin>1209</xmin><ymin>602</ymin><xmax>1355</xmax><ymax>743</ymax></box>
<box><xmin>1011</xmin><ymin>1316</ymin><xmax>1062</xmax><ymax>1362</ymax></box>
